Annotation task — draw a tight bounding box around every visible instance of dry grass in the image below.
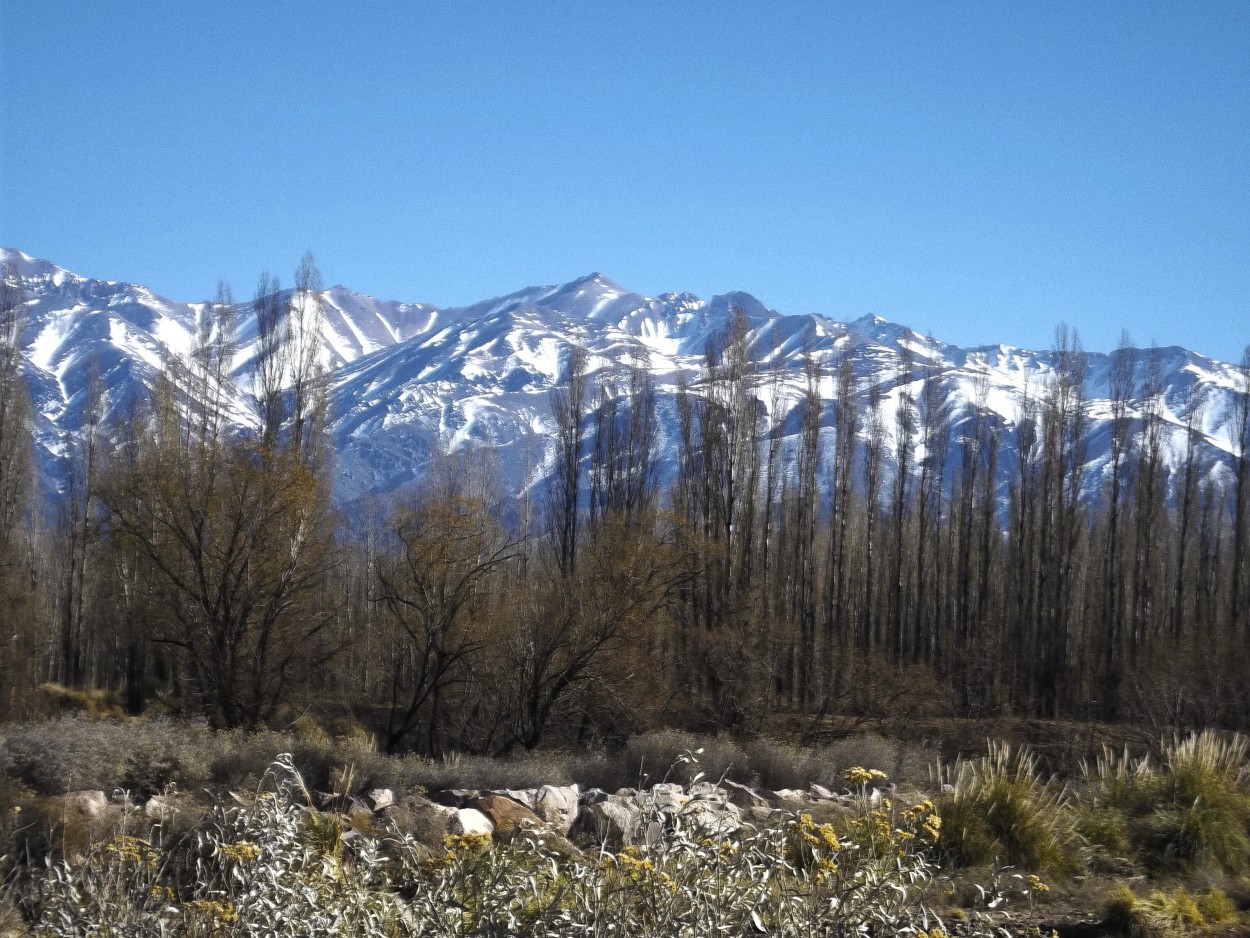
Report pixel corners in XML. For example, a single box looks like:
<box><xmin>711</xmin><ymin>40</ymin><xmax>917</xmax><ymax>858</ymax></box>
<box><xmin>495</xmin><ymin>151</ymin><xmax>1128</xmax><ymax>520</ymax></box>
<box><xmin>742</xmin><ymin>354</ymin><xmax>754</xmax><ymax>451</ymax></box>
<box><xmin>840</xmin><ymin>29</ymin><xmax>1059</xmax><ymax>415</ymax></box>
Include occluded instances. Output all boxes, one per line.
<box><xmin>1103</xmin><ymin>882</ymin><xmax>1243</xmax><ymax>938</ymax></box>
<box><xmin>937</xmin><ymin>741</ymin><xmax>1079</xmax><ymax>875</ymax></box>
<box><xmin>1080</xmin><ymin>731</ymin><xmax>1250</xmax><ymax>877</ymax></box>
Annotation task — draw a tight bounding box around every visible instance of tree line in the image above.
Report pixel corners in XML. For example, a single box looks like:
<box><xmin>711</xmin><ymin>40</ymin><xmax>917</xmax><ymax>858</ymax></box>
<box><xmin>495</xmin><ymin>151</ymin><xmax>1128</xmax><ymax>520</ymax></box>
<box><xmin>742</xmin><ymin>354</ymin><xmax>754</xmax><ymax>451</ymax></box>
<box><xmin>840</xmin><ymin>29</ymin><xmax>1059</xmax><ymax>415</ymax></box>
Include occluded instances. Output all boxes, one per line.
<box><xmin>1</xmin><ymin>258</ymin><xmax>1249</xmax><ymax>751</ymax></box>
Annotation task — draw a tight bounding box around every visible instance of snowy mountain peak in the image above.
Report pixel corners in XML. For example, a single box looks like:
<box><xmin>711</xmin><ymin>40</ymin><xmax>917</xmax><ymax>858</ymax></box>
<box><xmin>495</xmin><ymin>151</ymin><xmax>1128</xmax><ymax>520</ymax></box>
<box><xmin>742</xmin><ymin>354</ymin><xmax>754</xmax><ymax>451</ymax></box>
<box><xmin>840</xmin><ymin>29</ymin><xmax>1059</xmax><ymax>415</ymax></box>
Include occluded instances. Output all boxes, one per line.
<box><xmin>5</xmin><ymin>250</ymin><xmax>1246</xmax><ymax>508</ymax></box>
<box><xmin>1</xmin><ymin>247</ymin><xmax>84</xmax><ymax>286</ymax></box>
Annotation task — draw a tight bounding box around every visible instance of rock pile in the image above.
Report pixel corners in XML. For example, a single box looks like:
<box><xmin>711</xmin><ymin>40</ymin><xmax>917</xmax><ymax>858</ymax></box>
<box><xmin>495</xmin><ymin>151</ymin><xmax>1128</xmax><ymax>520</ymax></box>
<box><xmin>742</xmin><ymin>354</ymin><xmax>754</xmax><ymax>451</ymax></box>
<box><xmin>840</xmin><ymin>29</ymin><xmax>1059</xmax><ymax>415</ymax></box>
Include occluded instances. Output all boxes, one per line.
<box><xmin>351</xmin><ymin>778</ymin><xmax>874</xmax><ymax>852</ymax></box>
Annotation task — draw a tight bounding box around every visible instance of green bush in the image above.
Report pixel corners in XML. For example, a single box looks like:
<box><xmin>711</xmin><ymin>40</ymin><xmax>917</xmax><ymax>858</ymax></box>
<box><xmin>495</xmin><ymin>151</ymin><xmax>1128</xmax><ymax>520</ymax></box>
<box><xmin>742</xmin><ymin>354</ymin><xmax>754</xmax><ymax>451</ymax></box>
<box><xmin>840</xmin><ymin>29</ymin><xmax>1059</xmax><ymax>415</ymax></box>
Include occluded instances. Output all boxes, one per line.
<box><xmin>1083</xmin><ymin>732</ymin><xmax>1250</xmax><ymax>876</ymax></box>
<box><xmin>938</xmin><ymin>741</ymin><xmax>1078</xmax><ymax>875</ymax></box>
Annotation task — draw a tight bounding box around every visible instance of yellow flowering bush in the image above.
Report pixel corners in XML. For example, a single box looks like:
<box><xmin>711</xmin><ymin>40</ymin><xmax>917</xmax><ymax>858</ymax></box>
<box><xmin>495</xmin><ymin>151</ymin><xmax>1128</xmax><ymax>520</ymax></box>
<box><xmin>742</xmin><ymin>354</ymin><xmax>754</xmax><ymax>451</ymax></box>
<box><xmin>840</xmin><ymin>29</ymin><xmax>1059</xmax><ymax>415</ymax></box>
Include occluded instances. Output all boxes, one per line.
<box><xmin>101</xmin><ymin>834</ymin><xmax>160</xmax><ymax>871</ymax></box>
<box><xmin>845</xmin><ymin>765</ymin><xmax>889</xmax><ymax>787</ymax></box>
<box><xmin>216</xmin><ymin>839</ymin><xmax>259</xmax><ymax>864</ymax></box>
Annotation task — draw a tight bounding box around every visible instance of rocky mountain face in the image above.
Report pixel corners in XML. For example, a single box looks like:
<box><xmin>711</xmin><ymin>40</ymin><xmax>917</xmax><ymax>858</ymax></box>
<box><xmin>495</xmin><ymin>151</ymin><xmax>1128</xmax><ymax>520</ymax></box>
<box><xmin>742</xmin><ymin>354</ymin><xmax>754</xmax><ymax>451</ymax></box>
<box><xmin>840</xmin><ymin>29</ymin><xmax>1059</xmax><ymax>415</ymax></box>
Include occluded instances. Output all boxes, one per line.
<box><xmin>3</xmin><ymin>247</ymin><xmax>1245</xmax><ymax>509</ymax></box>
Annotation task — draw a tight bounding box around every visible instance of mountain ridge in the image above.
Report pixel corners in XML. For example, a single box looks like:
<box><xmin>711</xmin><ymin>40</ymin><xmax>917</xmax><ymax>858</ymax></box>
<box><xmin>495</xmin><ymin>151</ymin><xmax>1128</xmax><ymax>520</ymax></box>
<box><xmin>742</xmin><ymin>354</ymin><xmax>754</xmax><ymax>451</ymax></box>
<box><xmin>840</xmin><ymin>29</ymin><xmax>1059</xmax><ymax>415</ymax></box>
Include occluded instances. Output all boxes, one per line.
<box><xmin>2</xmin><ymin>247</ymin><xmax>1245</xmax><ymax>507</ymax></box>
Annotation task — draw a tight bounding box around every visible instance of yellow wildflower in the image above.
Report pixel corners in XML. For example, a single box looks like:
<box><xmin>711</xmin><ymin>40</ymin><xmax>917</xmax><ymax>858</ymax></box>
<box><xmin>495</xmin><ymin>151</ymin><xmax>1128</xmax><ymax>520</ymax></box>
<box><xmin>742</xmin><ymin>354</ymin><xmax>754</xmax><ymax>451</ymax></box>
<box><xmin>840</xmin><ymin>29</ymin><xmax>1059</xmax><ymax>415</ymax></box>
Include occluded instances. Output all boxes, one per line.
<box><xmin>844</xmin><ymin>766</ymin><xmax>888</xmax><ymax>787</ymax></box>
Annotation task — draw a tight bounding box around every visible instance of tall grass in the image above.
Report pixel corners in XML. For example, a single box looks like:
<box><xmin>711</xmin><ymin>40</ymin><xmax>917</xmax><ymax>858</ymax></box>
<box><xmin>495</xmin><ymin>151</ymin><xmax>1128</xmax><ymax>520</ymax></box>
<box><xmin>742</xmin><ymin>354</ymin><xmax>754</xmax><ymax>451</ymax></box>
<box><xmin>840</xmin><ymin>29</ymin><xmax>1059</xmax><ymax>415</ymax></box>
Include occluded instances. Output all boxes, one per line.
<box><xmin>1081</xmin><ymin>731</ymin><xmax>1250</xmax><ymax>876</ymax></box>
<box><xmin>937</xmin><ymin>741</ymin><xmax>1079</xmax><ymax>874</ymax></box>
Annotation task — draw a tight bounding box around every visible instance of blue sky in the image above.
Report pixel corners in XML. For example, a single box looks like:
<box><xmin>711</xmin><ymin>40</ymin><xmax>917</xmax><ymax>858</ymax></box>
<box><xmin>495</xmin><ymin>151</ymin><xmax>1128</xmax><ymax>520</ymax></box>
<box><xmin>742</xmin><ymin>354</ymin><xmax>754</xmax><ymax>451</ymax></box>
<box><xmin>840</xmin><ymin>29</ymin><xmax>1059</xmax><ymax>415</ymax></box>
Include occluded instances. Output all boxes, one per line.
<box><xmin>2</xmin><ymin>2</ymin><xmax>1247</xmax><ymax>361</ymax></box>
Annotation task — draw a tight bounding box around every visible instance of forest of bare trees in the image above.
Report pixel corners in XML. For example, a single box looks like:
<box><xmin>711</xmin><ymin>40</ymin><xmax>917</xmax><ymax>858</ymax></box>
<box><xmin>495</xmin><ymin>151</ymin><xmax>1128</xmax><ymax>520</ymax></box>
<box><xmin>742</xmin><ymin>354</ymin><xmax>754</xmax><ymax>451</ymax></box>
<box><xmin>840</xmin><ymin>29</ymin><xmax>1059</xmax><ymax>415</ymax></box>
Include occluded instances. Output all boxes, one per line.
<box><xmin>2</xmin><ymin>259</ymin><xmax>1249</xmax><ymax>753</ymax></box>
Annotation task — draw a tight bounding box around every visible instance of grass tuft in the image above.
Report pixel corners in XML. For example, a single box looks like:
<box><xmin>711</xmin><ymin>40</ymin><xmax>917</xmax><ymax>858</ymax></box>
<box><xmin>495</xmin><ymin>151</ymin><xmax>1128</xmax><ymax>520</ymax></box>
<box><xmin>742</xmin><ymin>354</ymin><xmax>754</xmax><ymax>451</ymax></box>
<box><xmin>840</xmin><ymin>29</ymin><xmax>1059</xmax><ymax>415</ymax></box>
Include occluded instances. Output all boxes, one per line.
<box><xmin>1082</xmin><ymin>731</ymin><xmax>1250</xmax><ymax>876</ymax></box>
<box><xmin>937</xmin><ymin>741</ymin><xmax>1078</xmax><ymax>875</ymax></box>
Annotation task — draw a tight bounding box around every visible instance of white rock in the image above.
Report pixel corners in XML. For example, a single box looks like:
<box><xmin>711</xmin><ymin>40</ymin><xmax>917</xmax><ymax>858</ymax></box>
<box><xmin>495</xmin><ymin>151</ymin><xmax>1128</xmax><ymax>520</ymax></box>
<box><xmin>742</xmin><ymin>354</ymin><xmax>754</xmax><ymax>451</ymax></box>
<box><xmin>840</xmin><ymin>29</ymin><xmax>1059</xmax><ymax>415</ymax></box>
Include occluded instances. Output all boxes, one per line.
<box><xmin>688</xmin><ymin>781</ymin><xmax>725</xmax><ymax>801</ymax></box>
<box><xmin>450</xmin><ymin>807</ymin><xmax>494</xmax><ymax>836</ymax></box>
<box><xmin>681</xmin><ymin>799</ymin><xmax>742</xmax><ymax>838</ymax></box>
<box><xmin>763</xmin><ymin>788</ymin><xmax>809</xmax><ymax>808</ymax></box>
<box><xmin>574</xmin><ymin>799</ymin><xmax>643</xmax><ymax>848</ymax></box>
<box><xmin>641</xmin><ymin>783</ymin><xmax>689</xmax><ymax>813</ymax></box>
<box><xmin>534</xmin><ymin>784</ymin><xmax>579</xmax><ymax>835</ymax></box>
<box><xmin>143</xmin><ymin>794</ymin><xmax>174</xmax><ymax>819</ymax></box>
<box><xmin>66</xmin><ymin>791</ymin><xmax>108</xmax><ymax>818</ymax></box>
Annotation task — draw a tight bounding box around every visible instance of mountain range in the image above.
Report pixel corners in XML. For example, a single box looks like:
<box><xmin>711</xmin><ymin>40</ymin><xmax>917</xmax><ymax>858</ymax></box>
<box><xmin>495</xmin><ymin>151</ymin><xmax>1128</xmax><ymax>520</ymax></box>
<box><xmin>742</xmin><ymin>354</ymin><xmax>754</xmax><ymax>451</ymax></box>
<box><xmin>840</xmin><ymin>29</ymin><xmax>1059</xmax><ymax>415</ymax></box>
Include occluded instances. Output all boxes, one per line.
<box><xmin>2</xmin><ymin>247</ymin><xmax>1245</xmax><ymax>509</ymax></box>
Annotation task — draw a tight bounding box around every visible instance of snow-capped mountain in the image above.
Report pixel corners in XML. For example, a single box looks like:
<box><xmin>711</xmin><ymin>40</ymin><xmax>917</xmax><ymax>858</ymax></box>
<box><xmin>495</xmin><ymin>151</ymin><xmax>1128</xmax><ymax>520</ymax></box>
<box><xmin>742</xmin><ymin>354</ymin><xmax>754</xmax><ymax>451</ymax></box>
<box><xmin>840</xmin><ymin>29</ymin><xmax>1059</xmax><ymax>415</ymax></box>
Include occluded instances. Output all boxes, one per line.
<box><xmin>3</xmin><ymin>247</ymin><xmax>1245</xmax><ymax>508</ymax></box>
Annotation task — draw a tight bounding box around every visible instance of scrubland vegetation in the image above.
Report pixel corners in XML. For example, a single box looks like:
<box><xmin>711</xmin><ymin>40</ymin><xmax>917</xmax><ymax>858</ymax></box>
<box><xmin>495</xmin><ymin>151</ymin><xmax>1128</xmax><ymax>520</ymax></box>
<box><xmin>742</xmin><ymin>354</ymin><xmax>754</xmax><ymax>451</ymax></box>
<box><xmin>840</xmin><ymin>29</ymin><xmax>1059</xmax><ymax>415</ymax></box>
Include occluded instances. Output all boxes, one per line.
<box><xmin>1</xmin><ymin>752</ymin><xmax>950</xmax><ymax>937</ymax></box>
<box><xmin>0</xmin><ymin>718</ymin><xmax>1248</xmax><ymax>934</ymax></box>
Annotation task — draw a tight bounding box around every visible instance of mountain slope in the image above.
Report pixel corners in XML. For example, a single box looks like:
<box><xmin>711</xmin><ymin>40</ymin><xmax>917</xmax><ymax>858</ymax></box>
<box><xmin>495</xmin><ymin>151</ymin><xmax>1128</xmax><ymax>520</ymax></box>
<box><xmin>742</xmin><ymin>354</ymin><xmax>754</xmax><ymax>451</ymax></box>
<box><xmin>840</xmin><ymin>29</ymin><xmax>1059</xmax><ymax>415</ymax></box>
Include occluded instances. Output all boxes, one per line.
<box><xmin>2</xmin><ymin>247</ymin><xmax>1245</xmax><ymax>507</ymax></box>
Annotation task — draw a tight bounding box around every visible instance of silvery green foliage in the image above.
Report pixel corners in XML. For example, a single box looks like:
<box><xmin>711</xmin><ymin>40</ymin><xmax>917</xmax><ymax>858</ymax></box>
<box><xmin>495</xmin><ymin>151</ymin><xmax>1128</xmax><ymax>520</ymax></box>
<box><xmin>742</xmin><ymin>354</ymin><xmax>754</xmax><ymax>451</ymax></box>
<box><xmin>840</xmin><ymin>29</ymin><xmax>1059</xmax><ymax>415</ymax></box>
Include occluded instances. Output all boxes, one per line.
<box><xmin>30</xmin><ymin>754</ymin><xmax>1016</xmax><ymax>937</ymax></box>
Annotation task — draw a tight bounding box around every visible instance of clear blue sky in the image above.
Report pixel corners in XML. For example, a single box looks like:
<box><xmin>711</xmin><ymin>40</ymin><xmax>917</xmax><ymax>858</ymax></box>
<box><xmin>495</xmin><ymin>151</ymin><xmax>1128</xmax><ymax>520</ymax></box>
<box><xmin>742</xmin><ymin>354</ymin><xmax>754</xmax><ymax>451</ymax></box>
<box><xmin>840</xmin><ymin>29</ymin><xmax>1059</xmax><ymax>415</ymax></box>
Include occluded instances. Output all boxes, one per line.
<box><xmin>2</xmin><ymin>2</ymin><xmax>1247</xmax><ymax>361</ymax></box>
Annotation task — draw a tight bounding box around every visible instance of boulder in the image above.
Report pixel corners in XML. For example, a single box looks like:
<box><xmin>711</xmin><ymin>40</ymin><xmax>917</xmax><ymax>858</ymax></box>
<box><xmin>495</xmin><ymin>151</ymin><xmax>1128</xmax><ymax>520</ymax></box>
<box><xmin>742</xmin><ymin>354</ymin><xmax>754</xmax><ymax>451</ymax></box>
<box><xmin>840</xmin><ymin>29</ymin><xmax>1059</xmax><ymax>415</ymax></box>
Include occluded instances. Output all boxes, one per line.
<box><xmin>381</xmin><ymin>794</ymin><xmax>459</xmax><ymax>848</ymax></box>
<box><xmin>450</xmin><ymin>808</ymin><xmax>494</xmax><ymax>836</ymax></box>
<box><xmin>643</xmin><ymin>819</ymin><xmax>665</xmax><ymax>849</ymax></box>
<box><xmin>688</xmin><ymin>781</ymin><xmax>726</xmax><ymax>802</ymax></box>
<box><xmin>681</xmin><ymin>799</ymin><xmax>741</xmax><ymax>839</ymax></box>
<box><xmin>798</xmin><ymin>799</ymin><xmax>854</xmax><ymax>827</ymax></box>
<box><xmin>762</xmin><ymin>788</ymin><xmax>809</xmax><ymax>808</ymax></box>
<box><xmin>722</xmin><ymin>780</ymin><xmax>769</xmax><ymax>810</ymax></box>
<box><xmin>466</xmin><ymin>793</ymin><xmax>543</xmax><ymax>838</ymax></box>
<box><xmin>64</xmin><ymin>791</ymin><xmax>108</xmax><ymax>819</ymax></box>
<box><xmin>427</xmin><ymin>789</ymin><xmax>483</xmax><ymax>809</ymax></box>
<box><xmin>143</xmin><ymin>794</ymin><xmax>175</xmax><ymax>820</ymax></box>
<box><xmin>580</xmin><ymin>788</ymin><xmax>610</xmax><ymax>806</ymax></box>
<box><xmin>365</xmin><ymin>788</ymin><xmax>394</xmax><ymax>811</ymax></box>
<box><xmin>743</xmin><ymin>805</ymin><xmax>782</xmax><ymax>827</ymax></box>
<box><xmin>533</xmin><ymin>784</ymin><xmax>579</xmax><ymax>835</ymax></box>
<box><xmin>494</xmin><ymin>789</ymin><xmax>537</xmax><ymax>808</ymax></box>
<box><xmin>640</xmin><ymin>783</ymin><xmax>688</xmax><ymax>814</ymax></box>
<box><xmin>511</xmin><ymin>826</ymin><xmax>587</xmax><ymax>863</ymax></box>
<box><xmin>344</xmin><ymin>802</ymin><xmax>377</xmax><ymax>831</ymax></box>
<box><xmin>571</xmin><ymin>798</ymin><xmax>643</xmax><ymax>849</ymax></box>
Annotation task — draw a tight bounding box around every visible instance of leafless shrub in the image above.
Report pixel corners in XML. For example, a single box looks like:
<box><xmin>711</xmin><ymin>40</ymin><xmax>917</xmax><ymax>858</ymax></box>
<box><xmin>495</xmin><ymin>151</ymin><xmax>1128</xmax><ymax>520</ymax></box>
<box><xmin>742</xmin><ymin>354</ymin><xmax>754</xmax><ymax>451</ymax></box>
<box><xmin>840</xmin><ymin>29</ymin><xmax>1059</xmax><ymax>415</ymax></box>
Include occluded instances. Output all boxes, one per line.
<box><xmin>621</xmin><ymin>730</ymin><xmax>750</xmax><ymax>787</ymax></box>
<box><xmin>2</xmin><ymin>717</ymin><xmax>213</xmax><ymax>795</ymax></box>
<box><xmin>742</xmin><ymin>737</ymin><xmax>826</xmax><ymax>789</ymax></box>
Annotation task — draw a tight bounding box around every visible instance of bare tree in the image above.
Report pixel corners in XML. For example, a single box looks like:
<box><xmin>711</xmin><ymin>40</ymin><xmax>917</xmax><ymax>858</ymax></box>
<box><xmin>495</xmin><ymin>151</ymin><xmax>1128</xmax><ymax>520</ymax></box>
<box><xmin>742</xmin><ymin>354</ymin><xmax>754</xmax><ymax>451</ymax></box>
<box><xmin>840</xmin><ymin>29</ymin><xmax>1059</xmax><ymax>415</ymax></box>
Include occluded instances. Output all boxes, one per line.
<box><xmin>1099</xmin><ymin>332</ymin><xmax>1135</xmax><ymax>718</ymax></box>
<box><xmin>1034</xmin><ymin>326</ymin><xmax>1087</xmax><ymax>717</ymax></box>
<box><xmin>375</xmin><ymin>460</ymin><xmax>520</xmax><ymax>753</ymax></box>
<box><xmin>1171</xmin><ymin>383</ymin><xmax>1205</xmax><ymax>639</ymax></box>
<box><xmin>1132</xmin><ymin>346</ymin><xmax>1166</xmax><ymax>665</ymax></box>
<box><xmin>549</xmin><ymin>342</ymin><xmax>588</xmax><ymax>576</ymax></box>
<box><xmin>0</xmin><ymin>263</ymin><xmax>36</xmax><ymax>717</ymax></box>
<box><xmin>860</xmin><ymin>377</ymin><xmax>886</xmax><ymax>654</ymax></box>
<box><xmin>290</xmin><ymin>252</ymin><xmax>327</xmax><ymax>461</ymax></box>
<box><xmin>912</xmin><ymin>353</ymin><xmax>951</xmax><ymax>666</ymax></box>
<box><xmin>253</xmin><ymin>273</ymin><xmax>286</xmax><ymax>450</ymax></box>
<box><xmin>887</xmin><ymin>347</ymin><xmax>915</xmax><ymax>666</ymax></box>
<box><xmin>1232</xmin><ymin>346</ymin><xmax>1250</xmax><ymax>639</ymax></box>
<box><xmin>101</xmin><ymin>338</ymin><xmax>338</xmax><ymax>728</ymax></box>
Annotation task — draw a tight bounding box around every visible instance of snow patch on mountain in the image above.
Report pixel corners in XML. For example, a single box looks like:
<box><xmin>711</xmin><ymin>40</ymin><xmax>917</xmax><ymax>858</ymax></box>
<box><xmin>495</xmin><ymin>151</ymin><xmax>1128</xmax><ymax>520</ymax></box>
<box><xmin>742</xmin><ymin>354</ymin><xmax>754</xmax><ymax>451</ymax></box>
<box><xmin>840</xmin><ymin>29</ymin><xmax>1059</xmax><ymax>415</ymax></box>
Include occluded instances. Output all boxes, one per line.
<box><xmin>2</xmin><ymin>247</ymin><xmax>1245</xmax><ymax>508</ymax></box>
